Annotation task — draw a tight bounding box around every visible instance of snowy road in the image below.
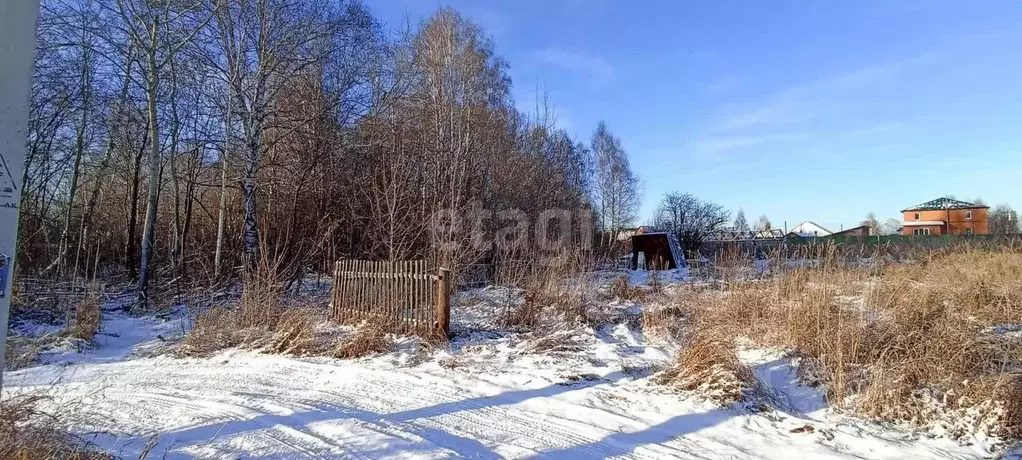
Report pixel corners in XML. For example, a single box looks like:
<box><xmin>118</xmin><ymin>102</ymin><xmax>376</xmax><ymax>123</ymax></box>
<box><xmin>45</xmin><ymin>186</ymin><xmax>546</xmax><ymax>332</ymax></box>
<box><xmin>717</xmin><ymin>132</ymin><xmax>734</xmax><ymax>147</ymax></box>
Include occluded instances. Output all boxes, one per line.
<box><xmin>16</xmin><ymin>352</ymin><xmax>744</xmax><ymax>459</ymax></box>
<box><xmin>8</xmin><ymin>344</ymin><xmax>996</xmax><ymax>458</ymax></box>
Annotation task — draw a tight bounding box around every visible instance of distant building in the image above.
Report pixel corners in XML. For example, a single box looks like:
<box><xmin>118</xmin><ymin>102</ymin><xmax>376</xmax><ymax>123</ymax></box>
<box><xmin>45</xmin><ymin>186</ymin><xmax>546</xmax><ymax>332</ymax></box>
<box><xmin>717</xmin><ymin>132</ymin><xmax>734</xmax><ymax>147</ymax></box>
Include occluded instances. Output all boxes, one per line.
<box><xmin>708</xmin><ymin>227</ymin><xmax>784</xmax><ymax>241</ymax></box>
<box><xmin>616</xmin><ymin>226</ymin><xmax>651</xmax><ymax>241</ymax></box>
<box><xmin>830</xmin><ymin>225</ymin><xmax>871</xmax><ymax>238</ymax></box>
<box><xmin>901</xmin><ymin>197</ymin><xmax>989</xmax><ymax>236</ymax></box>
<box><xmin>630</xmin><ymin>232</ymin><xmax>685</xmax><ymax>270</ymax></box>
<box><xmin>788</xmin><ymin>221</ymin><xmax>832</xmax><ymax>238</ymax></box>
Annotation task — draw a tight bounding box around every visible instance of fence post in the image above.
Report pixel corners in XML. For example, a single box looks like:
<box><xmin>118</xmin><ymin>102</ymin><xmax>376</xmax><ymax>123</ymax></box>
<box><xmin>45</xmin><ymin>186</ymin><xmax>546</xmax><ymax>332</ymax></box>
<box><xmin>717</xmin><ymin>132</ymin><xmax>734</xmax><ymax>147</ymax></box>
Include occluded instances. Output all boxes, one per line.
<box><xmin>436</xmin><ymin>267</ymin><xmax>451</xmax><ymax>337</ymax></box>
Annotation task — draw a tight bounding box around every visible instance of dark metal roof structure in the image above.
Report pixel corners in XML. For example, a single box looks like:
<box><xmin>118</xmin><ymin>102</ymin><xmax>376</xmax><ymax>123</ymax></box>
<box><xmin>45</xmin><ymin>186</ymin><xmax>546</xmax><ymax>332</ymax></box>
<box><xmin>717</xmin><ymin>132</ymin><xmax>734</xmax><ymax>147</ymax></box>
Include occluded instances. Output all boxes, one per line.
<box><xmin>902</xmin><ymin>197</ymin><xmax>989</xmax><ymax>212</ymax></box>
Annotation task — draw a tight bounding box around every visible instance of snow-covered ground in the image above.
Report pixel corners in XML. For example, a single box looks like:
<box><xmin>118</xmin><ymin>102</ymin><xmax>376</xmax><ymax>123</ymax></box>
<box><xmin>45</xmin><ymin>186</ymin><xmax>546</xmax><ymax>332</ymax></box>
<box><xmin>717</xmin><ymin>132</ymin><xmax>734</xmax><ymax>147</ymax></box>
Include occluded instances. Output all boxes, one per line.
<box><xmin>3</xmin><ymin>275</ymin><xmax>1018</xmax><ymax>459</ymax></box>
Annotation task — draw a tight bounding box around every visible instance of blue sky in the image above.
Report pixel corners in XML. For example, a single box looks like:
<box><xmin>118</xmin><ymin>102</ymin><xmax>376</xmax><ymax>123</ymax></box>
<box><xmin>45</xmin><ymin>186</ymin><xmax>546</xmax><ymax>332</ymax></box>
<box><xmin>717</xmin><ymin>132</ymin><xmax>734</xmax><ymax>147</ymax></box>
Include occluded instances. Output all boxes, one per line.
<box><xmin>370</xmin><ymin>0</ymin><xmax>1022</xmax><ymax>232</ymax></box>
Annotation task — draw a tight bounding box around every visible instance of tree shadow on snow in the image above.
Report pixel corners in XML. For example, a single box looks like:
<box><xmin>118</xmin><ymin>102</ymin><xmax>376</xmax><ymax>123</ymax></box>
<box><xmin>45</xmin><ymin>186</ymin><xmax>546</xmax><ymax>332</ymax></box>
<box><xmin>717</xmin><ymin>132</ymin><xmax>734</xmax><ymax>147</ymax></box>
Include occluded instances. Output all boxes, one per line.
<box><xmin>529</xmin><ymin>357</ymin><xmax>830</xmax><ymax>459</ymax></box>
<box><xmin>107</xmin><ymin>357</ymin><xmax>831</xmax><ymax>459</ymax></box>
<box><xmin>111</xmin><ymin>371</ymin><xmax>631</xmax><ymax>459</ymax></box>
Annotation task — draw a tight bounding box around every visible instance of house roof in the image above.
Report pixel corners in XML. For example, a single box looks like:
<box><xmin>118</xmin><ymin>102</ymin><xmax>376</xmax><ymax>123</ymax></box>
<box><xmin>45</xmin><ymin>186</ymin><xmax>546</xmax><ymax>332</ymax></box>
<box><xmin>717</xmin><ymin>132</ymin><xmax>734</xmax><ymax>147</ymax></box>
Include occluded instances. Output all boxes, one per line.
<box><xmin>789</xmin><ymin>221</ymin><xmax>832</xmax><ymax>237</ymax></box>
<box><xmin>633</xmin><ymin>232</ymin><xmax>670</xmax><ymax>237</ymax></box>
<box><xmin>830</xmin><ymin>225</ymin><xmax>870</xmax><ymax>236</ymax></box>
<box><xmin>902</xmin><ymin>197</ymin><xmax>989</xmax><ymax>212</ymax></box>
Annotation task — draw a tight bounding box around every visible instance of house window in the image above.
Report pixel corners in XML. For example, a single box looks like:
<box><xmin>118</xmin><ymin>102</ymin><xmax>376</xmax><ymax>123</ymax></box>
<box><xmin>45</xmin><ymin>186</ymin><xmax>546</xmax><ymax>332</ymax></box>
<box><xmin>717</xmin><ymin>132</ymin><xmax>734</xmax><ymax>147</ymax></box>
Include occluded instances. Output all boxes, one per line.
<box><xmin>965</xmin><ymin>227</ymin><xmax>973</xmax><ymax>235</ymax></box>
<box><xmin>913</xmin><ymin>228</ymin><xmax>931</xmax><ymax>236</ymax></box>
<box><xmin>914</xmin><ymin>213</ymin><xmax>920</xmax><ymax>221</ymax></box>
<box><xmin>965</xmin><ymin>210</ymin><xmax>972</xmax><ymax>220</ymax></box>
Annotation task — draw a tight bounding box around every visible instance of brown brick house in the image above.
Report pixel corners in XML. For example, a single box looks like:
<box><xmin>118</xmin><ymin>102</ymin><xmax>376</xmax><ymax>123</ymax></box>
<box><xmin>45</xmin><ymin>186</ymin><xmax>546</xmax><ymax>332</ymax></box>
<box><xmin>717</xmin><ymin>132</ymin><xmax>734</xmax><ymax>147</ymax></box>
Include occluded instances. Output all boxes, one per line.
<box><xmin>901</xmin><ymin>198</ymin><xmax>989</xmax><ymax>236</ymax></box>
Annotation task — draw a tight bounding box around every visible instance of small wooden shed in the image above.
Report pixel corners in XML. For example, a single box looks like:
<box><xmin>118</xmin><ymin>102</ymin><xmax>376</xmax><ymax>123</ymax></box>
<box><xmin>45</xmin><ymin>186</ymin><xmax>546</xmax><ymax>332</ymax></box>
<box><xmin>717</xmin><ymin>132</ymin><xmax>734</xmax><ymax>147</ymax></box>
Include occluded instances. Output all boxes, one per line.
<box><xmin>630</xmin><ymin>232</ymin><xmax>685</xmax><ymax>270</ymax></box>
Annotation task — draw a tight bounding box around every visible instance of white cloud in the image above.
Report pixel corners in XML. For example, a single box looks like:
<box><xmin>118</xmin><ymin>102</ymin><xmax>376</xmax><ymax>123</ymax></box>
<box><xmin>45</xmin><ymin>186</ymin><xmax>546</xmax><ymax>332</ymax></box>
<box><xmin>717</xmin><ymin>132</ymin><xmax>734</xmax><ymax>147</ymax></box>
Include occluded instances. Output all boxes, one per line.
<box><xmin>534</xmin><ymin>48</ymin><xmax>614</xmax><ymax>88</ymax></box>
<box><xmin>717</xmin><ymin>53</ymin><xmax>945</xmax><ymax>132</ymax></box>
<box><xmin>691</xmin><ymin>132</ymin><xmax>811</xmax><ymax>155</ymax></box>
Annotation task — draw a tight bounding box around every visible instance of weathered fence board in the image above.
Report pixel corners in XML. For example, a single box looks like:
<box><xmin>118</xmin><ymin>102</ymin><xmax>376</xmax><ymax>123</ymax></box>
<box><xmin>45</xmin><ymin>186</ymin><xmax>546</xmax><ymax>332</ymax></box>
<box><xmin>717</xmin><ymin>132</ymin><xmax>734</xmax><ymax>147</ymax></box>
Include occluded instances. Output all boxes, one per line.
<box><xmin>329</xmin><ymin>260</ymin><xmax>450</xmax><ymax>337</ymax></box>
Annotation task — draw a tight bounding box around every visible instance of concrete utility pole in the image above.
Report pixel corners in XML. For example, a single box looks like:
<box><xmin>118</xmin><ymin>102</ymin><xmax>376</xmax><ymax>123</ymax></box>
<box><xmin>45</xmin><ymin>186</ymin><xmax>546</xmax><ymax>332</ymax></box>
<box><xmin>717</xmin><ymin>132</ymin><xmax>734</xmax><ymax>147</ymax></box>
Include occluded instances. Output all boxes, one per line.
<box><xmin>0</xmin><ymin>0</ymin><xmax>42</xmax><ymax>394</ymax></box>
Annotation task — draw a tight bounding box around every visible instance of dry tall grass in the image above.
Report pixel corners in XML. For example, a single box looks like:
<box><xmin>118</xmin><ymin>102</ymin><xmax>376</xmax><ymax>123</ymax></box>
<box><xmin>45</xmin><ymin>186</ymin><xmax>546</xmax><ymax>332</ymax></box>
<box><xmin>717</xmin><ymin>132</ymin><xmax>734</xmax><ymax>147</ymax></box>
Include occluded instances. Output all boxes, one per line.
<box><xmin>0</xmin><ymin>395</ymin><xmax>109</xmax><ymax>459</ymax></box>
<box><xmin>658</xmin><ymin>331</ymin><xmax>757</xmax><ymax>405</ymax></box>
<box><xmin>681</xmin><ymin>244</ymin><xmax>1022</xmax><ymax>438</ymax></box>
<box><xmin>182</xmin><ymin>242</ymin><xmax>290</xmax><ymax>355</ymax></box>
<box><xmin>179</xmin><ymin>307</ymin><xmax>241</xmax><ymax>356</ymax></box>
<box><xmin>608</xmin><ymin>275</ymin><xmax>645</xmax><ymax>301</ymax></box>
<box><xmin>333</xmin><ymin>318</ymin><xmax>395</xmax><ymax>359</ymax></box>
<box><xmin>269</xmin><ymin>308</ymin><xmax>322</xmax><ymax>355</ymax></box>
<box><xmin>237</xmin><ymin>265</ymin><xmax>284</xmax><ymax>330</ymax></box>
<box><xmin>70</xmin><ymin>287</ymin><xmax>102</xmax><ymax>342</ymax></box>
<box><xmin>497</xmin><ymin>292</ymin><xmax>541</xmax><ymax>330</ymax></box>
<box><xmin>494</xmin><ymin>249</ymin><xmax>598</xmax><ymax>329</ymax></box>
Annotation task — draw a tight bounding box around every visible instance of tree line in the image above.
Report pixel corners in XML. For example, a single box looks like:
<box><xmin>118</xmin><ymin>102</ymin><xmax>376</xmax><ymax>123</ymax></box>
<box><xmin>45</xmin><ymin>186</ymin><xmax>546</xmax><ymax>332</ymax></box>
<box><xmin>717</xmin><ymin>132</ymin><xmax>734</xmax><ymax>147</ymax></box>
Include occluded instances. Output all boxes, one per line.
<box><xmin>19</xmin><ymin>0</ymin><xmax>643</xmax><ymax>307</ymax></box>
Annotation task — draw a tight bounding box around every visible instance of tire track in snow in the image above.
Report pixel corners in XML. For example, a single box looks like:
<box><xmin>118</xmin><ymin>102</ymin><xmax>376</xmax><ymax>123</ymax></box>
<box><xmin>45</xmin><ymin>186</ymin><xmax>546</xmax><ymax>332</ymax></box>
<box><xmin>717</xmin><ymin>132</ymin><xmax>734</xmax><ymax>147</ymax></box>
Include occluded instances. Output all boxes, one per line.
<box><xmin>26</xmin><ymin>356</ymin><xmax>669</xmax><ymax>459</ymax></box>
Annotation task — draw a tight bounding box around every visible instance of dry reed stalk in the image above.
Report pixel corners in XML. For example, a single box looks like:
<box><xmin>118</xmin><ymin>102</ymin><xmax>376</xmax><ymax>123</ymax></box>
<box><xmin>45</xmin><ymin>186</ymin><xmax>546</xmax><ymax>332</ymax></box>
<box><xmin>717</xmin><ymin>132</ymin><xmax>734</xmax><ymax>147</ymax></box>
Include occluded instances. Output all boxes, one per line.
<box><xmin>493</xmin><ymin>248</ymin><xmax>597</xmax><ymax>328</ymax></box>
<box><xmin>497</xmin><ymin>292</ymin><xmax>541</xmax><ymax>330</ymax></box>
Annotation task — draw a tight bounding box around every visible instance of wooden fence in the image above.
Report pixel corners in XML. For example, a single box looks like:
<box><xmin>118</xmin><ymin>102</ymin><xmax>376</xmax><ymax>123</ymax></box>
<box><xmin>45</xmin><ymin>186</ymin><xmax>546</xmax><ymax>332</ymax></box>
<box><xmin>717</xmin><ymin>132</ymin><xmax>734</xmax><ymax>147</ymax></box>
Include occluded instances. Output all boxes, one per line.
<box><xmin>329</xmin><ymin>260</ymin><xmax>451</xmax><ymax>337</ymax></box>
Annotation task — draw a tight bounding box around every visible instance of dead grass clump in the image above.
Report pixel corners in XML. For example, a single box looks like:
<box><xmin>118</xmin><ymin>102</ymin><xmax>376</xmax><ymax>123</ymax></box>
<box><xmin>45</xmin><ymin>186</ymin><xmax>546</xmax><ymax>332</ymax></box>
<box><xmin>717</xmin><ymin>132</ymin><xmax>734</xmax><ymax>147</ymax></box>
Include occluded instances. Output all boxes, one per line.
<box><xmin>70</xmin><ymin>288</ymin><xmax>102</xmax><ymax>342</ymax></box>
<box><xmin>855</xmin><ymin>374</ymin><xmax>1022</xmax><ymax>440</ymax></box>
<box><xmin>0</xmin><ymin>395</ymin><xmax>110</xmax><ymax>459</ymax></box>
<box><xmin>885</xmin><ymin>250</ymin><xmax>1022</xmax><ymax>325</ymax></box>
<box><xmin>702</xmin><ymin>285</ymin><xmax>776</xmax><ymax>340</ymax></box>
<box><xmin>533</xmin><ymin>253</ymin><xmax>598</xmax><ymax>325</ymax></box>
<box><xmin>640</xmin><ymin>304</ymin><xmax>687</xmax><ymax>341</ymax></box>
<box><xmin>5</xmin><ymin>337</ymin><xmax>44</xmax><ymax>370</ymax></box>
<box><xmin>182</xmin><ymin>252</ymin><xmax>291</xmax><ymax>355</ymax></box>
<box><xmin>609</xmin><ymin>275</ymin><xmax>645</xmax><ymax>301</ymax></box>
<box><xmin>693</xmin><ymin>244</ymin><xmax>1022</xmax><ymax>439</ymax></box>
<box><xmin>658</xmin><ymin>332</ymin><xmax>757</xmax><ymax>405</ymax></box>
<box><xmin>497</xmin><ymin>293</ymin><xmax>541</xmax><ymax>330</ymax></box>
<box><xmin>496</xmin><ymin>252</ymin><xmax>598</xmax><ymax>329</ymax></box>
<box><xmin>980</xmin><ymin>375</ymin><xmax>1022</xmax><ymax>439</ymax></box>
<box><xmin>237</xmin><ymin>274</ymin><xmax>283</xmax><ymax>329</ymax></box>
<box><xmin>333</xmin><ymin>319</ymin><xmax>395</xmax><ymax>359</ymax></box>
<box><xmin>543</xmin><ymin>287</ymin><xmax>596</xmax><ymax>326</ymax></box>
<box><xmin>179</xmin><ymin>307</ymin><xmax>240</xmax><ymax>356</ymax></box>
<box><xmin>714</xmin><ymin>244</ymin><xmax>750</xmax><ymax>285</ymax></box>
<box><xmin>269</xmin><ymin>309</ymin><xmax>322</xmax><ymax>356</ymax></box>
<box><xmin>517</xmin><ymin>327</ymin><xmax>590</xmax><ymax>355</ymax></box>
<box><xmin>647</xmin><ymin>270</ymin><xmax>664</xmax><ymax>295</ymax></box>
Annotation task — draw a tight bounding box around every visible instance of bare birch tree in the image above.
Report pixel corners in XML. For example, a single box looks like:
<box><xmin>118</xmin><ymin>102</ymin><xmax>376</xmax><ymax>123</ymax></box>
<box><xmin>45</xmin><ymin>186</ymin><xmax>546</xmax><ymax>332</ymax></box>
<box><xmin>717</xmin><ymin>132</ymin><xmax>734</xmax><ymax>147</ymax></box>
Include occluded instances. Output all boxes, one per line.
<box><xmin>592</xmin><ymin>121</ymin><xmax>640</xmax><ymax>241</ymax></box>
